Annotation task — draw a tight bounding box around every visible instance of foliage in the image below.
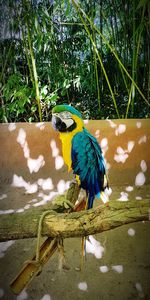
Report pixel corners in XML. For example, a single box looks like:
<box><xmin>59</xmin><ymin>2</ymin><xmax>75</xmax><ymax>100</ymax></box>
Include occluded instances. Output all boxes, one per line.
<box><xmin>0</xmin><ymin>0</ymin><xmax>149</xmax><ymax>122</ymax></box>
<box><xmin>1</xmin><ymin>73</ymin><xmax>34</xmax><ymax>121</ymax></box>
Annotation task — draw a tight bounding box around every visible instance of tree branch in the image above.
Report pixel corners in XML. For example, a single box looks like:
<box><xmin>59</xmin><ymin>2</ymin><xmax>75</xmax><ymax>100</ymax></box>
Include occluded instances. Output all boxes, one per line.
<box><xmin>0</xmin><ymin>199</ymin><xmax>149</xmax><ymax>242</ymax></box>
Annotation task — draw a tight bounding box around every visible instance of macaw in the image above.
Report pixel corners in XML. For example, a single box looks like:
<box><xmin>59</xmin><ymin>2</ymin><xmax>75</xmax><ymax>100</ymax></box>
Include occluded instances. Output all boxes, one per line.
<box><xmin>52</xmin><ymin>104</ymin><xmax>108</xmax><ymax>209</ymax></box>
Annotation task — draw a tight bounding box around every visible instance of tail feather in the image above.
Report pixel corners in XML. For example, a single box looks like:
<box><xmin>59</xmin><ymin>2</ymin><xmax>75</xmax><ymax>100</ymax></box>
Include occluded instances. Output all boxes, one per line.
<box><xmin>88</xmin><ymin>194</ymin><xmax>95</xmax><ymax>209</ymax></box>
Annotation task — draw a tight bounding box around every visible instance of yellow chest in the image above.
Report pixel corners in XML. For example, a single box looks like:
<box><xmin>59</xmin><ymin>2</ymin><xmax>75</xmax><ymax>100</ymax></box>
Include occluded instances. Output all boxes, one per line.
<box><xmin>59</xmin><ymin>115</ymin><xmax>84</xmax><ymax>171</ymax></box>
<box><xmin>59</xmin><ymin>132</ymin><xmax>73</xmax><ymax>171</ymax></box>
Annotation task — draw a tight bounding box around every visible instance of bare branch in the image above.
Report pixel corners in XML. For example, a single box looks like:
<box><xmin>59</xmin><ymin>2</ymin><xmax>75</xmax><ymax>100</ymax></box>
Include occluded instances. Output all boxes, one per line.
<box><xmin>0</xmin><ymin>199</ymin><xmax>149</xmax><ymax>242</ymax></box>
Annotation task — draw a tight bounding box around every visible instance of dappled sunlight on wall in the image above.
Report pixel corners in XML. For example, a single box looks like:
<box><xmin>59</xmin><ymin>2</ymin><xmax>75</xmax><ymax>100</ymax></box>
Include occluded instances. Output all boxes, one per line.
<box><xmin>50</xmin><ymin>139</ymin><xmax>64</xmax><ymax>170</ymax></box>
<box><xmin>78</xmin><ymin>282</ymin><xmax>88</xmax><ymax>291</ymax></box>
<box><xmin>0</xmin><ymin>119</ymin><xmax>149</xmax><ymax>216</ymax></box>
<box><xmin>114</xmin><ymin>141</ymin><xmax>135</xmax><ymax>163</ymax></box>
<box><xmin>16</xmin><ymin>289</ymin><xmax>28</xmax><ymax>300</ymax></box>
<box><xmin>85</xmin><ymin>235</ymin><xmax>104</xmax><ymax>259</ymax></box>
<box><xmin>115</xmin><ymin>124</ymin><xmax>126</xmax><ymax>136</ymax></box>
<box><xmin>99</xmin><ymin>265</ymin><xmax>123</xmax><ymax>273</ymax></box>
<box><xmin>12</xmin><ymin>174</ymin><xmax>38</xmax><ymax>194</ymax></box>
<box><xmin>17</xmin><ymin>128</ymin><xmax>45</xmax><ymax>173</ymax></box>
<box><xmin>0</xmin><ymin>240</ymin><xmax>15</xmax><ymax>258</ymax></box>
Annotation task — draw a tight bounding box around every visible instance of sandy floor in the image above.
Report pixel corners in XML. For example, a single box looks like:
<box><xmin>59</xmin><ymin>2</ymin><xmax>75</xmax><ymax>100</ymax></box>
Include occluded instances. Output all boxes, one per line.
<box><xmin>0</xmin><ymin>185</ymin><xmax>150</xmax><ymax>300</ymax></box>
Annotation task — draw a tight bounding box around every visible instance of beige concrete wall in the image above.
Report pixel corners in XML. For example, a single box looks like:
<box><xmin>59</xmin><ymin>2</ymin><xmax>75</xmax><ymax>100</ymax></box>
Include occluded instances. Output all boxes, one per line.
<box><xmin>0</xmin><ymin>119</ymin><xmax>150</xmax><ymax>190</ymax></box>
<box><xmin>0</xmin><ymin>120</ymin><xmax>150</xmax><ymax>300</ymax></box>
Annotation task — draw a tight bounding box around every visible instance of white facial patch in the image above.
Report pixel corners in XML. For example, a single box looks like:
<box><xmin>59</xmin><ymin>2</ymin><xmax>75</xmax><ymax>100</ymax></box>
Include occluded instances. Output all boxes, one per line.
<box><xmin>59</xmin><ymin>111</ymin><xmax>72</xmax><ymax>119</ymax></box>
<box><xmin>63</xmin><ymin>118</ymin><xmax>74</xmax><ymax>128</ymax></box>
<box><xmin>52</xmin><ymin>111</ymin><xmax>74</xmax><ymax>128</ymax></box>
<box><xmin>55</xmin><ymin>111</ymin><xmax>74</xmax><ymax>128</ymax></box>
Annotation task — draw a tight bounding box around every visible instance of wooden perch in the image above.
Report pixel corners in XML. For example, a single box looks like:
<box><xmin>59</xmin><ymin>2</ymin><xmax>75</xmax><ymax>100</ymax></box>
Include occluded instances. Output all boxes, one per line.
<box><xmin>10</xmin><ymin>237</ymin><xmax>58</xmax><ymax>294</ymax></box>
<box><xmin>2</xmin><ymin>180</ymin><xmax>149</xmax><ymax>295</ymax></box>
<box><xmin>0</xmin><ymin>199</ymin><xmax>149</xmax><ymax>242</ymax></box>
<box><xmin>9</xmin><ymin>183</ymin><xmax>84</xmax><ymax>295</ymax></box>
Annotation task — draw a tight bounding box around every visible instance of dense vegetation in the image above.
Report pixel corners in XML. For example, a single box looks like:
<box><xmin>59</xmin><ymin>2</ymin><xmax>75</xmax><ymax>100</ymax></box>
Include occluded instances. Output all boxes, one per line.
<box><xmin>0</xmin><ymin>0</ymin><xmax>150</xmax><ymax>122</ymax></box>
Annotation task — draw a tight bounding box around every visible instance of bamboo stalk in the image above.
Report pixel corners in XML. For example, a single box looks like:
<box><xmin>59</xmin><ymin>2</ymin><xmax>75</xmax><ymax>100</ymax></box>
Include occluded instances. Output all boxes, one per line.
<box><xmin>22</xmin><ymin>27</ymin><xmax>34</xmax><ymax>86</ymax></box>
<box><xmin>25</xmin><ymin>19</ymin><xmax>42</xmax><ymax>122</ymax></box>
<box><xmin>0</xmin><ymin>43</ymin><xmax>13</xmax><ymax>83</ymax></box>
<box><xmin>93</xmin><ymin>46</ymin><xmax>101</xmax><ymax>112</ymax></box>
<box><xmin>26</xmin><ymin>26</ymin><xmax>42</xmax><ymax>121</ymax></box>
<box><xmin>131</xmin><ymin>0</ymin><xmax>136</xmax><ymax>116</ymax></box>
<box><xmin>125</xmin><ymin>6</ymin><xmax>145</xmax><ymax>118</ymax></box>
<box><xmin>71</xmin><ymin>0</ymin><xmax>149</xmax><ymax>107</ymax></box>
<box><xmin>72</xmin><ymin>0</ymin><xmax>120</xmax><ymax>118</ymax></box>
<box><xmin>91</xmin><ymin>2</ymin><xmax>101</xmax><ymax>111</ymax></box>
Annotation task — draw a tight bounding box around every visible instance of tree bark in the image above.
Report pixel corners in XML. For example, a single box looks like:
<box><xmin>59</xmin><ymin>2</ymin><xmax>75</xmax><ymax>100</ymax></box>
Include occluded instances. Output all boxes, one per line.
<box><xmin>0</xmin><ymin>199</ymin><xmax>149</xmax><ymax>242</ymax></box>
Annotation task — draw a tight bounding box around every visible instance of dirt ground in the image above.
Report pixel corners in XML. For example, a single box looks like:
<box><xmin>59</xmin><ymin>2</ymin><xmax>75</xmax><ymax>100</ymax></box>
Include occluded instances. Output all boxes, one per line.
<box><xmin>0</xmin><ymin>185</ymin><xmax>150</xmax><ymax>300</ymax></box>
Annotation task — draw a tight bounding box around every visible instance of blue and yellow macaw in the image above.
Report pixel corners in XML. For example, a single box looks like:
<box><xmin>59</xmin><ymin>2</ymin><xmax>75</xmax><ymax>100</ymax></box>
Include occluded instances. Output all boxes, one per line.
<box><xmin>52</xmin><ymin>104</ymin><xmax>108</xmax><ymax>209</ymax></box>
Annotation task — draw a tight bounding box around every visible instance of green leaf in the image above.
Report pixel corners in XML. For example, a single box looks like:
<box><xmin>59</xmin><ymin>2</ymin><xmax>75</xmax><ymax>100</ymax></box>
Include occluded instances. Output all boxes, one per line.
<box><xmin>35</xmin><ymin>17</ymin><xmax>38</xmax><ymax>30</ymax></box>
<box><xmin>50</xmin><ymin>94</ymin><xmax>58</xmax><ymax>102</ymax></box>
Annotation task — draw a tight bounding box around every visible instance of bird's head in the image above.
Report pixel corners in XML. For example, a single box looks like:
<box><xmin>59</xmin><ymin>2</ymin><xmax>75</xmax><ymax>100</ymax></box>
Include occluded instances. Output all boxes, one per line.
<box><xmin>52</xmin><ymin>104</ymin><xmax>83</xmax><ymax>133</ymax></box>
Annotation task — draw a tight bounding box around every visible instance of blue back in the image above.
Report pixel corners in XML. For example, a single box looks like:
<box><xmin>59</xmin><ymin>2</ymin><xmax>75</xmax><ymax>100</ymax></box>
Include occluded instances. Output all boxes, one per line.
<box><xmin>71</xmin><ymin>128</ymin><xmax>106</xmax><ymax>209</ymax></box>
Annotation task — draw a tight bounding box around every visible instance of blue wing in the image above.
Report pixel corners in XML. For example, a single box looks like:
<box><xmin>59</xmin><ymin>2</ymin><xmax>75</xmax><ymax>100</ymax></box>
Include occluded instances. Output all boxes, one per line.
<box><xmin>71</xmin><ymin>128</ymin><xmax>107</xmax><ymax>209</ymax></box>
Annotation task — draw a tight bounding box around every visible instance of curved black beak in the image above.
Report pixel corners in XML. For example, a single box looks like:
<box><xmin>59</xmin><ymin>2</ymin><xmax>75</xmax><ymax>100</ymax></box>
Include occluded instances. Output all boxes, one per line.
<box><xmin>52</xmin><ymin>115</ymin><xmax>67</xmax><ymax>132</ymax></box>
